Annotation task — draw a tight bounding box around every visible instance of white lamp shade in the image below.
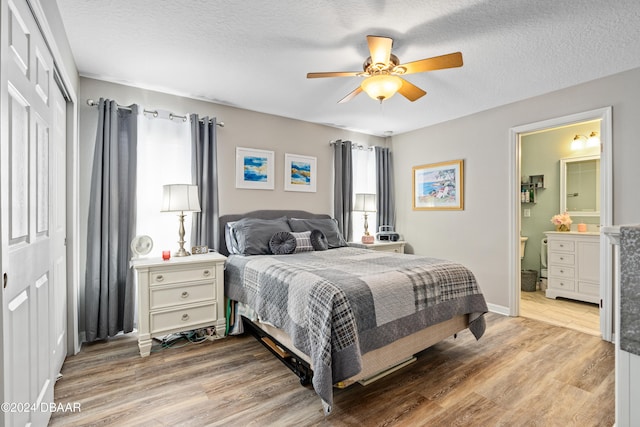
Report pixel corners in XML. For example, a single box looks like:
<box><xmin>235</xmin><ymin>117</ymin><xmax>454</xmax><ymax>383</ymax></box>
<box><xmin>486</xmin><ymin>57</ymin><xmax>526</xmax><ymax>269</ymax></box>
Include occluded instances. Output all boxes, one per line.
<box><xmin>161</xmin><ymin>184</ymin><xmax>201</xmax><ymax>212</ymax></box>
<box><xmin>354</xmin><ymin>193</ymin><xmax>377</xmax><ymax>212</ymax></box>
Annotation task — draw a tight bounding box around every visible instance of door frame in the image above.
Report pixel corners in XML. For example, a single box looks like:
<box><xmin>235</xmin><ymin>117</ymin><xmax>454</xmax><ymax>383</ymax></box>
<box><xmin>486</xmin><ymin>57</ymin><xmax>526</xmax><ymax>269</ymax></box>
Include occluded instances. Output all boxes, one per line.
<box><xmin>508</xmin><ymin>107</ymin><xmax>613</xmax><ymax>341</ymax></box>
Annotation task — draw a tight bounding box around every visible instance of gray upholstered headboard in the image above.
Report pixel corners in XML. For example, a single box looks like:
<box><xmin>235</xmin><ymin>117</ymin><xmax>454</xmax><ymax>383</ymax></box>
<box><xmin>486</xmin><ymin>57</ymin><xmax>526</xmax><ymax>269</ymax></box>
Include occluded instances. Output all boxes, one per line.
<box><xmin>218</xmin><ymin>210</ymin><xmax>331</xmax><ymax>256</ymax></box>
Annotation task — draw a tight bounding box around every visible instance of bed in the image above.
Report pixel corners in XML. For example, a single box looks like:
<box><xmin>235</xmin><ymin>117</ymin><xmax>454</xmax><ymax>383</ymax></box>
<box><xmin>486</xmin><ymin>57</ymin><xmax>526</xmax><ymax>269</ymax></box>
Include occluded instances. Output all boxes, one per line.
<box><xmin>220</xmin><ymin>210</ymin><xmax>488</xmax><ymax>414</ymax></box>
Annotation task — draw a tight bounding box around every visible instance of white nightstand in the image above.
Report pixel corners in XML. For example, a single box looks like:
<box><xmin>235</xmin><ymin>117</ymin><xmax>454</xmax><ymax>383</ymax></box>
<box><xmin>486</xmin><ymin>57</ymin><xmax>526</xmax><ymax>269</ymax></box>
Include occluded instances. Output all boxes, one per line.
<box><xmin>359</xmin><ymin>240</ymin><xmax>406</xmax><ymax>253</ymax></box>
<box><xmin>131</xmin><ymin>251</ymin><xmax>227</xmax><ymax>357</ymax></box>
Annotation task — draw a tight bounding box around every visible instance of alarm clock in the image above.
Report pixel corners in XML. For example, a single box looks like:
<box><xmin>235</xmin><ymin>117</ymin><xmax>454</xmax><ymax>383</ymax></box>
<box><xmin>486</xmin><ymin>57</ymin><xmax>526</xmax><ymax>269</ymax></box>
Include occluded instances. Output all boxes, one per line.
<box><xmin>191</xmin><ymin>245</ymin><xmax>209</xmax><ymax>255</ymax></box>
<box><xmin>376</xmin><ymin>225</ymin><xmax>400</xmax><ymax>242</ymax></box>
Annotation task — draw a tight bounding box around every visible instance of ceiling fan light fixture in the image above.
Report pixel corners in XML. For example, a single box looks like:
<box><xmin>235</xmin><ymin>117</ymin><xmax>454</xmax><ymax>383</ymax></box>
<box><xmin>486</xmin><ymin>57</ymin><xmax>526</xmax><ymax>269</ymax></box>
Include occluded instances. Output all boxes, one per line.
<box><xmin>361</xmin><ymin>74</ymin><xmax>402</xmax><ymax>102</ymax></box>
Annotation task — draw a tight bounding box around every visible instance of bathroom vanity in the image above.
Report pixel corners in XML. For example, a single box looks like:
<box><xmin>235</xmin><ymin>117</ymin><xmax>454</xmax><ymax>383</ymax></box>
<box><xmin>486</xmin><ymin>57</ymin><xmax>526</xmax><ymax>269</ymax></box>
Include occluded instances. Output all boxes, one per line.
<box><xmin>544</xmin><ymin>231</ymin><xmax>600</xmax><ymax>304</ymax></box>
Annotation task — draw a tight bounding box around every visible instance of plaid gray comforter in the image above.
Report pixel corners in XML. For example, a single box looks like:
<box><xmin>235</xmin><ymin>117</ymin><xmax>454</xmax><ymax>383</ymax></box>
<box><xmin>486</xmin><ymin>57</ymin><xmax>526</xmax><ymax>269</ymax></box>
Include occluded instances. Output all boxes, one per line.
<box><xmin>224</xmin><ymin>247</ymin><xmax>488</xmax><ymax>413</ymax></box>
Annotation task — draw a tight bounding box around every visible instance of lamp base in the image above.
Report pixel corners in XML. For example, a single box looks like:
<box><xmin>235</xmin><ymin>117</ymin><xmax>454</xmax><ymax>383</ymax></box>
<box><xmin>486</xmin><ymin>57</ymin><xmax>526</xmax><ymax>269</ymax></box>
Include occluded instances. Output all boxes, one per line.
<box><xmin>174</xmin><ymin>248</ymin><xmax>191</xmax><ymax>257</ymax></box>
<box><xmin>361</xmin><ymin>235</ymin><xmax>375</xmax><ymax>244</ymax></box>
<box><xmin>174</xmin><ymin>211</ymin><xmax>191</xmax><ymax>257</ymax></box>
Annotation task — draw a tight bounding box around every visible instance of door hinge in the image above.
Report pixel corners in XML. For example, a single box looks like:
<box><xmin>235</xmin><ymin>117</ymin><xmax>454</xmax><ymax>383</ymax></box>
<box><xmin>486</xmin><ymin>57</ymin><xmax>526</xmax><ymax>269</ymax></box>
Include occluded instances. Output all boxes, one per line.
<box><xmin>600</xmin><ymin>299</ymin><xmax>603</xmax><ymax>308</ymax></box>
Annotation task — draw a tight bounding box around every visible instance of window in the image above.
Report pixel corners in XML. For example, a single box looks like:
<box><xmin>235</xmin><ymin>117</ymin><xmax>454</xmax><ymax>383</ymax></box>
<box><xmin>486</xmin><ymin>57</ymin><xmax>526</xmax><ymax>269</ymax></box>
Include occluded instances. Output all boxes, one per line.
<box><xmin>136</xmin><ymin>111</ymin><xmax>192</xmax><ymax>257</ymax></box>
<box><xmin>352</xmin><ymin>146</ymin><xmax>377</xmax><ymax>240</ymax></box>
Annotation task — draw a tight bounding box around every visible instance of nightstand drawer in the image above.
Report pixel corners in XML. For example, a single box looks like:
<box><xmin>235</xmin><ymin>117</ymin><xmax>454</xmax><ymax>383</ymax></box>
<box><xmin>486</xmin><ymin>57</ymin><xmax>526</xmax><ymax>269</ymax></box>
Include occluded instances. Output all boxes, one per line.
<box><xmin>150</xmin><ymin>282</ymin><xmax>216</xmax><ymax>310</ymax></box>
<box><xmin>150</xmin><ymin>303</ymin><xmax>217</xmax><ymax>334</ymax></box>
<box><xmin>150</xmin><ymin>266</ymin><xmax>215</xmax><ymax>286</ymax></box>
<box><xmin>548</xmin><ymin>252</ymin><xmax>575</xmax><ymax>265</ymax></box>
<box><xmin>549</xmin><ymin>265</ymin><xmax>575</xmax><ymax>278</ymax></box>
<box><xmin>549</xmin><ymin>240</ymin><xmax>575</xmax><ymax>252</ymax></box>
<box><xmin>549</xmin><ymin>278</ymin><xmax>575</xmax><ymax>291</ymax></box>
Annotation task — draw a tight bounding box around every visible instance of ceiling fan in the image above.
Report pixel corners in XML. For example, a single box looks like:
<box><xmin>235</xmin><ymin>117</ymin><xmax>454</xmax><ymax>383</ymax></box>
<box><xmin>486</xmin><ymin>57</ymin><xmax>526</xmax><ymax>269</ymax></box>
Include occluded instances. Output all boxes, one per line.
<box><xmin>307</xmin><ymin>35</ymin><xmax>463</xmax><ymax>103</ymax></box>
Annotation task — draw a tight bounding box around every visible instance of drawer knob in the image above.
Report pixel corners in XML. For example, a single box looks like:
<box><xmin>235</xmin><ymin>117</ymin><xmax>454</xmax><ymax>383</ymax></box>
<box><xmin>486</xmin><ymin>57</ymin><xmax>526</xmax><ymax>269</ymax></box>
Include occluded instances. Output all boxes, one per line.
<box><xmin>560</xmin><ymin>257</ymin><xmax>564</xmax><ymax>260</ymax></box>
<box><xmin>181</xmin><ymin>313</ymin><xmax>189</xmax><ymax>321</ymax></box>
<box><xmin>203</xmin><ymin>270</ymin><xmax>211</xmax><ymax>277</ymax></box>
<box><xmin>560</xmin><ymin>270</ymin><xmax>564</xmax><ymax>273</ymax></box>
<box><xmin>156</xmin><ymin>274</ymin><xmax>164</xmax><ymax>282</ymax></box>
<box><xmin>181</xmin><ymin>291</ymin><xmax>189</xmax><ymax>299</ymax></box>
<box><xmin>560</xmin><ymin>282</ymin><xmax>565</xmax><ymax>287</ymax></box>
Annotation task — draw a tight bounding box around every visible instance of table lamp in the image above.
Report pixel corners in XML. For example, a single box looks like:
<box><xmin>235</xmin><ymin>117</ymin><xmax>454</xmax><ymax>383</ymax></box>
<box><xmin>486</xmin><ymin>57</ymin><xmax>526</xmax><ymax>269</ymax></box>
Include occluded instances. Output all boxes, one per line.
<box><xmin>161</xmin><ymin>184</ymin><xmax>201</xmax><ymax>257</ymax></box>
<box><xmin>354</xmin><ymin>193</ymin><xmax>376</xmax><ymax>244</ymax></box>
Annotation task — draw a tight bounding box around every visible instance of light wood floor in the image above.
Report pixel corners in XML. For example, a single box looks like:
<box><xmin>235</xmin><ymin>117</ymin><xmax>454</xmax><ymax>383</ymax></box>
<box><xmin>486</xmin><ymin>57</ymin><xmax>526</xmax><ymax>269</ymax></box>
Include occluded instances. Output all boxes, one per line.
<box><xmin>50</xmin><ymin>313</ymin><xmax>614</xmax><ymax>426</ymax></box>
<box><xmin>520</xmin><ymin>289</ymin><xmax>600</xmax><ymax>336</ymax></box>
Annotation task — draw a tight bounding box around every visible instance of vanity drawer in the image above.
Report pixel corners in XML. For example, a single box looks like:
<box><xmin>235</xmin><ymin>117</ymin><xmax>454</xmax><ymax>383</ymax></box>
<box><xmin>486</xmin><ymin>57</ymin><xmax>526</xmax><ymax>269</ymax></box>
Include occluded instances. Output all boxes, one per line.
<box><xmin>549</xmin><ymin>265</ymin><xmax>575</xmax><ymax>278</ymax></box>
<box><xmin>548</xmin><ymin>240</ymin><xmax>575</xmax><ymax>253</ymax></box>
<box><xmin>548</xmin><ymin>252</ymin><xmax>575</xmax><ymax>265</ymax></box>
<box><xmin>548</xmin><ymin>278</ymin><xmax>575</xmax><ymax>292</ymax></box>
<box><xmin>150</xmin><ymin>303</ymin><xmax>217</xmax><ymax>334</ymax></box>
<box><xmin>150</xmin><ymin>282</ymin><xmax>216</xmax><ymax>310</ymax></box>
<box><xmin>149</xmin><ymin>266</ymin><xmax>215</xmax><ymax>286</ymax></box>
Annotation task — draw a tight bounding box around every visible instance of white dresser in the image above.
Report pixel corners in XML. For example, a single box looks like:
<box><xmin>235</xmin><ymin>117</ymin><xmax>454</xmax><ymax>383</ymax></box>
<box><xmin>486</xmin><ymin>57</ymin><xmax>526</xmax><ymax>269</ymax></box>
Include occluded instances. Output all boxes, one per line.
<box><xmin>359</xmin><ymin>241</ymin><xmax>406</xmax><ymax>253</ymax></box>
<box><xmin>545</xmin><ymin>231</ymin><xmax>600</xmax><ymax>304</ymax></box>
<box><xmin>132</xmin><ymin>252</ymin><xmax>227</xmax><ymax>357</ymax></box>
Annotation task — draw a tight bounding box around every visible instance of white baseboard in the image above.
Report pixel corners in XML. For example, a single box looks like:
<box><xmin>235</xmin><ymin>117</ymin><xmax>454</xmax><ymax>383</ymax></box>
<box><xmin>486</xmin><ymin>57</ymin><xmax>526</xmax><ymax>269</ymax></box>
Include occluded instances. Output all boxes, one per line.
<box><xmin>487</xmin><ymin>303</ymin><xmax>510</xmax><ymax>316</ymax></box>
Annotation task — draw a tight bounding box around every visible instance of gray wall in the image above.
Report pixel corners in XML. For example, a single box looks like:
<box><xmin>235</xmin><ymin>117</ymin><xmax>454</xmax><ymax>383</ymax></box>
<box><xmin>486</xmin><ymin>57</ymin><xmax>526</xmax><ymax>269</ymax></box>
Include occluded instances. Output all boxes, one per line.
<box><xmin>392</xmin><ymin>67</ymin><xmax>640</xmax><ymax>310</ymax></box>
<box><xmin>520</xmin><ymin>123</ymin><xmax>600</xmax><ymax>273</ymax></box>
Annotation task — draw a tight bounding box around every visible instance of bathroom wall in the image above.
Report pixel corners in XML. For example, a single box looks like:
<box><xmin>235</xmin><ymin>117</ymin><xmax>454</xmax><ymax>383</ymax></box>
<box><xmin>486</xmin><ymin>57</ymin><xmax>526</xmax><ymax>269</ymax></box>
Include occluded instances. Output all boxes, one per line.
<box><xmin>520</xmin><ymin>122</ymin><xmax>601</xmax><ymax>273</ymax></box>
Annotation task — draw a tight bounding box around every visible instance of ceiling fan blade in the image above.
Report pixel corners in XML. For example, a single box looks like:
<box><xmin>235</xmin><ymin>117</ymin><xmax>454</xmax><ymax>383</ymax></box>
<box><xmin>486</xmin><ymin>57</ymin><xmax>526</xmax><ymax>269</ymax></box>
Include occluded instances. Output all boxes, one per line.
<box><xmin>367</xmin><ymin>35</ymin><xmax>393</xmax><ymax>65</ymax></box>
<box><xmin>399</xmin><ymin>52</ymin><xmax>463</xmax><ymax>75</ymax></box>
<box><xmin>397</xmin><ymin>78</ymin><xmax>427</xmax><ymax>102</ymax></box>
<box><xmin>307</xmin><ymin>71</ymin><xmax>362</xmax><ymax>78</ymax></box>
<box><xmin>338</xmin><ymin>87</ymin><xmax>363</xmax><ymax>103</ymax></box>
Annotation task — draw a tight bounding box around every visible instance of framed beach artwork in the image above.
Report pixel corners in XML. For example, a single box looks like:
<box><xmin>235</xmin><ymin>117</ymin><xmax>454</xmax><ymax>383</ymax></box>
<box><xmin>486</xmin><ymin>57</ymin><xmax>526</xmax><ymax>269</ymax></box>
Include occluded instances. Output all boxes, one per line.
<box><xmin>412</xmin><ymin>159</ymin><xmax>464</xmax><ymax>210</ymax></box>
<box><xmin>284</xmin><ymin>153</ymin><xmax>317</xmax><ymax>192</ymax></box>
<box><xmin>235</xmin><ymin>147</ymin><xmax>275</xmax><ymax>190</ymax></box>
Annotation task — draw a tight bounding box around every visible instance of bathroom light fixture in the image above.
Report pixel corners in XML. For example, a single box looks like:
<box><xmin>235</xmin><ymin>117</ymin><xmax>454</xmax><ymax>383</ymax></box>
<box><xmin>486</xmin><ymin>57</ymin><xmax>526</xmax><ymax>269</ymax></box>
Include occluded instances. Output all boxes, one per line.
<box><xmin>161</xmin><ymin>184</ymin><xmax>201</xmax><ymax>257</ymax></box>
<box><xmin>571</xmin><ymin>131</ymin><xmax>600</xmax><ymax>150</ymax></box>
<box><xmin>360</xmin><ymin>74</ymin><xmax>403</xmax><ymax>102</ymax></box>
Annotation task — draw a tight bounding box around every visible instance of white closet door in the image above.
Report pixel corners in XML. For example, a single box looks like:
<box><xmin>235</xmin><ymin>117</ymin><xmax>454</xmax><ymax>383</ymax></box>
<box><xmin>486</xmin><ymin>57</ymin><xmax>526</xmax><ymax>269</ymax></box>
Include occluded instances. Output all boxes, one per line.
<box><xmin>0</xmin><ymin>0</ymin><xmax>64</xmax><ymax>425</ymax></box>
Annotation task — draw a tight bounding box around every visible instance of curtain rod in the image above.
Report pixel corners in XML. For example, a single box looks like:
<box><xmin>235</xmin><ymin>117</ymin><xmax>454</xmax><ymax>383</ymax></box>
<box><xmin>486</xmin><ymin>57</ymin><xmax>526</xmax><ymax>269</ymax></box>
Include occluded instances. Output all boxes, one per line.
<box><xmin>86</xmin><ymin>99</ymin><xmax>224</xmax><ymax>127</ymax></box>
<box><xmin>329</xmin><ymin>140</ymin><xmax>375</xmax><ymax>150</ymax></box>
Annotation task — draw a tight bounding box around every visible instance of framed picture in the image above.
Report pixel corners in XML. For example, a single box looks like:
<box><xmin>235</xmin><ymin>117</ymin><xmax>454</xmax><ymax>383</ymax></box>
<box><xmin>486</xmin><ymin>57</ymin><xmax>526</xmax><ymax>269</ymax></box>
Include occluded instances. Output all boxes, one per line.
<box><xmin>412</xmin><ymin>159</ymin><xmax>464</xmax><ymax>210</ymax></box>
<box><xmin>284</xmin><ymin>153</ymin><xmax>317</xmax><ymax>192</ymax></box>
<box><xmin>235</xmin><ymin>147</ymin><xmax>275</xmax><ymax>190</ymax></box>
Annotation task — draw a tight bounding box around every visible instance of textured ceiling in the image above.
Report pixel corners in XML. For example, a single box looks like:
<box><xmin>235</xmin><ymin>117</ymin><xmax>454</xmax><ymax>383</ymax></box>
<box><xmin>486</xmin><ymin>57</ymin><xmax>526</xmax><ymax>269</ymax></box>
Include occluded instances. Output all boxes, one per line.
<box><xmin>56</xmin><ymin>0</ymin><xmax>640</xmax><ymax>136</ymax></box>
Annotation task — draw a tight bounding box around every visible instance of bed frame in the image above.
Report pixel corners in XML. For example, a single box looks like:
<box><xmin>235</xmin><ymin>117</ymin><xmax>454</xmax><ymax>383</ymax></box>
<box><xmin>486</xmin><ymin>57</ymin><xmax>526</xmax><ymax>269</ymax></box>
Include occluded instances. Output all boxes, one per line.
<box><xmin>220</xmin><ymin>210</ymin><xmax>470</xmax><ymax>387</ymax></box>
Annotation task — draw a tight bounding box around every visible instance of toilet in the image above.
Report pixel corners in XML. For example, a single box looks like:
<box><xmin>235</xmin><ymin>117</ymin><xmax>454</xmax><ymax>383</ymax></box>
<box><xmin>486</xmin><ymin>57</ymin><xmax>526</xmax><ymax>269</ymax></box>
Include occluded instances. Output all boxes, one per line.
<box><xmin>520</xmin><ymin>236</ymin><xmax>538</xmax><ymax>291</ymax></box>
<box><xmin>520</xmin><ymin>236</ymin><xmax>528</xmax><ymax>259</ymax></box>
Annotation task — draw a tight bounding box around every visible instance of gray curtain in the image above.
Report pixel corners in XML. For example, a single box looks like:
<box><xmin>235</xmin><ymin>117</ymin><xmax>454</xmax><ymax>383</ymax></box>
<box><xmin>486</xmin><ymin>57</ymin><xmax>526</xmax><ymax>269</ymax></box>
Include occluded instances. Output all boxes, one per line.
<box><xmin>190</xmin><ymin>115</ymin><xmax>219</xmax><ymax>250</ymax></box>
<box><xmin>375</xmin><ymin>146</ymin><xmax>395</xmax><ymax>230</ymax></box>
<box><xmin>333</xmin><ymin>140</ymin><xmax>353</xmax><ymax>241</ymax></box>
<box><xmin>85</xmin><ymin>99</ymin><xmax>138</xmax><ymax>342</ymax></box>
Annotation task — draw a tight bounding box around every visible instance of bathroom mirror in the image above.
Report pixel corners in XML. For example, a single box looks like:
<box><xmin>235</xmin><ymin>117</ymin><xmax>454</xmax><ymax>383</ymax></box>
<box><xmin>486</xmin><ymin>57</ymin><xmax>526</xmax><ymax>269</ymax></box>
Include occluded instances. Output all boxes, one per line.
<box><xmin>560</xmin><ymin>155</ymin><xmax>600</xmax><ymax>217</ymax></box>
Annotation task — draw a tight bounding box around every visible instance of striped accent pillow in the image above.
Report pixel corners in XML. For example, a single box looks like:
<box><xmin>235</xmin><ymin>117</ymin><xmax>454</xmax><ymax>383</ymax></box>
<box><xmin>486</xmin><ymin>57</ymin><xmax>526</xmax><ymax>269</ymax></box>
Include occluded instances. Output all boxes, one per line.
<box><xmin>291</xmin><ymin>231</ymin><xmax>313</xmax><ymax>253</ymax></box>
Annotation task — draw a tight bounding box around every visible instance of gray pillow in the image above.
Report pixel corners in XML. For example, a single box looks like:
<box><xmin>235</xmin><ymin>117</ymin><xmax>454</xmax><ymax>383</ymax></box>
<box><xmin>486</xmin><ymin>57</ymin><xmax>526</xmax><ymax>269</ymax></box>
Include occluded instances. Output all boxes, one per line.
<box><xmin>291</xmin><ymin>231</ymin><xmax>313</xmax><ymax>253</ymax></box>
<box><xmin>224</xmin><ymin>221</ymin><xmax>240</xmax><ymax>254</ymax></box>
<box><xmin>232</xmin><ymin>217</ymin><xmax>292</xmax><ymax>255</ymax></box>
<box><xmin>269</xmin><ymin>231</ymin><xmax>297</xmax><ymax>255</ymax></box>
<box><xmin>288</xmin><ymin>218</ymin><xmax>347</xmax><ymax>248</ymax></box>
<box><xmin>310</xmin><ymin>229</ymin><xmax>328</xmax><ymax>251</ymax></box>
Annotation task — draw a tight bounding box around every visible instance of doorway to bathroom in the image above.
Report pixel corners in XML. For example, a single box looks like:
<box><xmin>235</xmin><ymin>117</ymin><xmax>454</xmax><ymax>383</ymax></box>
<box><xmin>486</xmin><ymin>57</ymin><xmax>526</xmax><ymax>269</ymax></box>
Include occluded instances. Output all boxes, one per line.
<box><xmin>509</xmin><ymin>108</ymin><xmax>613</xmax><ymax>340</ymax></box>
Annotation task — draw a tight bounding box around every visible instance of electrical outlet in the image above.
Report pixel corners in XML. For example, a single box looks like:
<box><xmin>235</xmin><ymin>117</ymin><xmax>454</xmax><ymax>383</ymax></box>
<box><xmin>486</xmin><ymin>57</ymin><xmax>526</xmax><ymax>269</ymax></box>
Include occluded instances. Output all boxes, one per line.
<box><xmin>523</xmin><ymin>208</ymin><xmax>531</xmax><ymax>217</ymax></box>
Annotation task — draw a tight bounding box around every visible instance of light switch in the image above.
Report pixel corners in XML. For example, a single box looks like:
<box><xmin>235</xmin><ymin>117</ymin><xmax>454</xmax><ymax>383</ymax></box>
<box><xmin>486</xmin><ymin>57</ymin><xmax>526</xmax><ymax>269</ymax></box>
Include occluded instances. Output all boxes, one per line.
<box><xmin>523</xmin><ymin>208</ymin><xmax>531</xmax><ymax>217</ymax></box>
